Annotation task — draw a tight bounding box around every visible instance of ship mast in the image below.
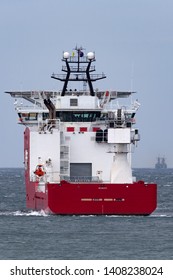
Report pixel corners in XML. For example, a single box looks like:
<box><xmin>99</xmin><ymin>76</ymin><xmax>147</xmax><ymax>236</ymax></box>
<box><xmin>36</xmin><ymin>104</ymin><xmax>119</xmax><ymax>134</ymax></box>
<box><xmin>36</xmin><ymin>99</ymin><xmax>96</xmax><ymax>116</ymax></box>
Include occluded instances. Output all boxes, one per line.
<box><xmin>51</xmin><ymin>46</ymin><xmax>106</xmax><ymax>96</ymax></box>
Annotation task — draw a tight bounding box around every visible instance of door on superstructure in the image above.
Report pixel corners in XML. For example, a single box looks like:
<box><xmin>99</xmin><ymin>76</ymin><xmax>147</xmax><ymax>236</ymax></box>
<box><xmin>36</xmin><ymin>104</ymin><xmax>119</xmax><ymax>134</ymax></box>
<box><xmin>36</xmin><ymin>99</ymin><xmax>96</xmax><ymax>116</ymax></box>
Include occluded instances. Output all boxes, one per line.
<box><xmin>70</xmin><ymin>163</ymin><xmax>92</xmax><ymax>181</ymax></box>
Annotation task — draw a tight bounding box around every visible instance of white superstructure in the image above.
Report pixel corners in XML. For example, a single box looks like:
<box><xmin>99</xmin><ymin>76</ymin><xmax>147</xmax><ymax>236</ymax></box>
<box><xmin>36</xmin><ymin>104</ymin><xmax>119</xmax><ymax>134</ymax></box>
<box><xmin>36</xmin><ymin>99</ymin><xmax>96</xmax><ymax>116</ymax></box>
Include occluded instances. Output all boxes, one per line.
<box><xmin>7</xmin><ymin>47</ymin><xmax>140</xmax><ymax>185</ymax></box>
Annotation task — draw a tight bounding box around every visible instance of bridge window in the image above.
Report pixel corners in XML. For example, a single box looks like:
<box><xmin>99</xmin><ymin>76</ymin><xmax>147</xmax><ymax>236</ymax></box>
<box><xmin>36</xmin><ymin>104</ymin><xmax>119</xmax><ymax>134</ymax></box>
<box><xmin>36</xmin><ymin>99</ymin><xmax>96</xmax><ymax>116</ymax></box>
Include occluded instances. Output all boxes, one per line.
<box><xmin>56</xmin><ymin>111</ymin><xmax>101</xmax><ymax>122</ymax></box>
<box><xmin>70</xmin><ymin>99</ymin><xmax>78</xmax><ymax>106</ymax></box>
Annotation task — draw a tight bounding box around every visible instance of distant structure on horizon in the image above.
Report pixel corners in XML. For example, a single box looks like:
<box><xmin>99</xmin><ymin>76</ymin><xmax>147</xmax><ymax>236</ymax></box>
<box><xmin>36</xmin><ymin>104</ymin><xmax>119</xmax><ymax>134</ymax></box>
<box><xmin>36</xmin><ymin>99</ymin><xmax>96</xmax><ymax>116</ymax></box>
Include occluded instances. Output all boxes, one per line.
<box><xmin>155</xmin><ymin>156</ymin><xmax>167</xmax><ymax>169</ymax></box>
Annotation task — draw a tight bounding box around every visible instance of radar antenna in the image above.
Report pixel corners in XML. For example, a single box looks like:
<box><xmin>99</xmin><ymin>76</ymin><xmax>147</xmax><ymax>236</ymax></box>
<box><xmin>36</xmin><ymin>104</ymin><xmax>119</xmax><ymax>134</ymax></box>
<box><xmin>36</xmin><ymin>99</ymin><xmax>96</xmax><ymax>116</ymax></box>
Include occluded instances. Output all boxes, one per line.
<box><xmin>51</xmin><ymin>46</ymin><xmax>106</xmax><ymax>96</ymax></box>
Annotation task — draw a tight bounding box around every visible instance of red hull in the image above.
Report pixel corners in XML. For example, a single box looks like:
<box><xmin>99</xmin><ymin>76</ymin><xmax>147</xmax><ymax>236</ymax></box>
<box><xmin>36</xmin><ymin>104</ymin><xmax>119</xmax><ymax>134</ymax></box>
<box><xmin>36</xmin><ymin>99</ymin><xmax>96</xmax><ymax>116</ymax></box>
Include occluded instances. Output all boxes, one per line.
<box><xmin>25</xmin><ymin>179</ymin><xmax>157</xmax><ymax>215</ymax></box>
<box><xmin>24</xmin><ymin>128</ymin><xmax>157</xmax><ymax>215</ymax></box>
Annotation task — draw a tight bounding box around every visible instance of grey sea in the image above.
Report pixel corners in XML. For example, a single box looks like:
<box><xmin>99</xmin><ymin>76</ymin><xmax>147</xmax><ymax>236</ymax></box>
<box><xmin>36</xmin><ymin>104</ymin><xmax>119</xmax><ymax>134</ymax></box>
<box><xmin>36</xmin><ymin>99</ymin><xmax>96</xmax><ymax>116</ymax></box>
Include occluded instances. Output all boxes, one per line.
<box><xmin>0</xmin><ymin>168</ymin><xmax>172</xmax><ymax>260</ymax></box>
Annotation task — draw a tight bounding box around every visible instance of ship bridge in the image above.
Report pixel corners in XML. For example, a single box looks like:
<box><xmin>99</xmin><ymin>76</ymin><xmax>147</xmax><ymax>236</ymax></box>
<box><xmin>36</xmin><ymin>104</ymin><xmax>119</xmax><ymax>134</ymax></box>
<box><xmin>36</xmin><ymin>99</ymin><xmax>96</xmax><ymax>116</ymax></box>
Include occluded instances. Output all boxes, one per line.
<box><xmin>6</xmin><ymin>47</ymin><xmax>139</xmax><ymax>130</ymax></box>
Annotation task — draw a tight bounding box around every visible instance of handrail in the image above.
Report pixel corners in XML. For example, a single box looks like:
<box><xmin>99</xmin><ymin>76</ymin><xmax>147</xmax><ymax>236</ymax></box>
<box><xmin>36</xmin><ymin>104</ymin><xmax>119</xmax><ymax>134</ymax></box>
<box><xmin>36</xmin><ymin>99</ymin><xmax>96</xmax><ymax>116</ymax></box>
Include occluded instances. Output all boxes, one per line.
<box><xmin>51</xmin><ymin>73</ymin><xmax>106</xmax><ymax>81</ymax></box>
<box><xmin>62</xmin><ymin>65</ymin><xmax>95</xmax><ymax>72</ymax></box>
<box><xmin>60</xmin><ymin>176</ymin><xmax>100</xmax><ymax>182</ymax></box>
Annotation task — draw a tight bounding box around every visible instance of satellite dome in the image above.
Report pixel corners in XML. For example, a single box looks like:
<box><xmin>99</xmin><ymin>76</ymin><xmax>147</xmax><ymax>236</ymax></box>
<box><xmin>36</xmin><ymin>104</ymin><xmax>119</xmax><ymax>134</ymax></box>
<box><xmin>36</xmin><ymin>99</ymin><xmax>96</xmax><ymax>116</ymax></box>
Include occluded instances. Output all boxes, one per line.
<box><xmin>87</xmin><ymin>52</ymin><xmax>95</xmax><ymax>60</ymax></box>
<box><xmin>63</xmin><ymin>52</ymin><xmax>70</xmax><ymax>59</ymax></box>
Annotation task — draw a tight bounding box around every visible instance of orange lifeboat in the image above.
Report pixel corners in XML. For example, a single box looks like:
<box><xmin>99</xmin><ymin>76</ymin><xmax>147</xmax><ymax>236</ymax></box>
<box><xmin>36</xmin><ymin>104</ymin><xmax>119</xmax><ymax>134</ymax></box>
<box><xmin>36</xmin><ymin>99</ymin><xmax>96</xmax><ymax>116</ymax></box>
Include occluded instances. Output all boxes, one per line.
<box><xmin>34</xmin><ymin>164</ymin><xmax>45</xmax><ymax>177</ymax></box>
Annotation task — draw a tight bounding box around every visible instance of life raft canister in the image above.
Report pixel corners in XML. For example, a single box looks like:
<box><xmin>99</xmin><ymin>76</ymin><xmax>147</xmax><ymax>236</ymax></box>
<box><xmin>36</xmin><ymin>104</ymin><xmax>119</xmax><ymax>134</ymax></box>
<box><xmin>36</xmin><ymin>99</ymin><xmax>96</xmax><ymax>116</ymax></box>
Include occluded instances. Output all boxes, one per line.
<box><xmin>34</xmin><ymin>164</ymin><xmax>45</xmax><ymax>177</ymax></box>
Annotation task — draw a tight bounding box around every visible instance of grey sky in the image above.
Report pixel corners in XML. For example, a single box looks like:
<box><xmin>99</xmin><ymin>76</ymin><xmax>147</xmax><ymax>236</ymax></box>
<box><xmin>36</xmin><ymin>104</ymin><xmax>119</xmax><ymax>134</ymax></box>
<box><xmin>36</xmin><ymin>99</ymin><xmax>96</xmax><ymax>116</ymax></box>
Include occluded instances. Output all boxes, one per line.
<box><xmin>1</xmin><ymin>0</ymin><xmax>173</xmax><ymax>168</ymax></box>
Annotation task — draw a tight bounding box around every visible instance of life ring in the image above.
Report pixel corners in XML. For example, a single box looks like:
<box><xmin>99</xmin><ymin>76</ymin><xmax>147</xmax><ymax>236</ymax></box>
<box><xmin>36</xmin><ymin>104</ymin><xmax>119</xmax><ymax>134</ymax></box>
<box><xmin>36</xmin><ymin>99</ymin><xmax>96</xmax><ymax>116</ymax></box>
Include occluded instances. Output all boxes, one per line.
<box><xmin>34</xmin><ymin>165</ymin><xmax>45</xmax><ymax>177</ymax></box>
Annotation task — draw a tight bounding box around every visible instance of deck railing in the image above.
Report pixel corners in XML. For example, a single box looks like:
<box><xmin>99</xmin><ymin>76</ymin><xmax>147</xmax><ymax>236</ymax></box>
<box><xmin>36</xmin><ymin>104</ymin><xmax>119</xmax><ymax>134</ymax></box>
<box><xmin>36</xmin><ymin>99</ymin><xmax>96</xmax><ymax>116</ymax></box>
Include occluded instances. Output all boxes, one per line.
<box><xmin>60</xmin><ymin>176</ymin><xmax>100</xmax><ymax>182</ymax></box>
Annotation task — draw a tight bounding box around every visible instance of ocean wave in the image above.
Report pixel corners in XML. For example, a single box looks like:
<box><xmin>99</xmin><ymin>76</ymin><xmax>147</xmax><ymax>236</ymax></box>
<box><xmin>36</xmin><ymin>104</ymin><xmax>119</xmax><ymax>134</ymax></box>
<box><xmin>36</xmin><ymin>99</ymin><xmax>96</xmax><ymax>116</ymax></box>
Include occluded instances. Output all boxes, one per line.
<box><xmin>105</xmin><ymin>214</ymin><xmax>173</xmax><ymax>218</ymax></box>
<box><xmin>150</xmin><ymin>213</ymin><xmax>173</xmax><ymax>218</ymax></box>
<box><xmin>0</xmin><ymin>210</ymin><xmax>48</xmax><ymax>217</ymax></box>
<box><xmin>0</xmin><ymin>211</ymin><xmax>172</xmax><ymax>218</ymax></box>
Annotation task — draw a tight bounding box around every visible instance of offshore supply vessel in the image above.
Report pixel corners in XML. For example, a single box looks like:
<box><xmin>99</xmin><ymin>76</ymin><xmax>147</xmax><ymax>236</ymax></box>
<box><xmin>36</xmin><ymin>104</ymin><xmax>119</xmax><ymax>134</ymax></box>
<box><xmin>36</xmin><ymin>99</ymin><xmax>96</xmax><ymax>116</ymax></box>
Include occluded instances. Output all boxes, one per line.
<box><xmin>155</xmin><ymin>157</ymin><xmax>167</xmax><ymax>169</ymax></box>
<box><xmin>7</xmin><ymin>47</ymin><xmax>157</xmax><ymax>215</ymax></box>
